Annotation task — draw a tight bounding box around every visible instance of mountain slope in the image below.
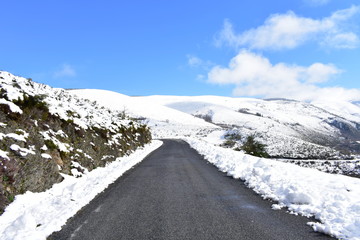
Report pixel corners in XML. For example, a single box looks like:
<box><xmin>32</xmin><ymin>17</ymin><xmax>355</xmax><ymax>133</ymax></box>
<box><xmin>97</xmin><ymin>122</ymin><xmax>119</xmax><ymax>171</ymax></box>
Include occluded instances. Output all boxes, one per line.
<box><xmin>70</xmin><ymin>89</ymin><xmax>218</xmax><ymax>139</ymax></box>
<box><xmin>139</xmin><ymin>95</ymin><xmax>360</xmax><ymax>159</ymax></box>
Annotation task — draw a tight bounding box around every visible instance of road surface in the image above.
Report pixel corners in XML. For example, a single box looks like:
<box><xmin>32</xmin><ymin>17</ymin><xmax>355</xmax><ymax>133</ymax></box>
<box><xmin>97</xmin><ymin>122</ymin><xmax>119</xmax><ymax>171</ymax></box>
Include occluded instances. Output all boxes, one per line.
<box><xmin>49</xmin><ymin>139</ymin><xmax>332</xmax><ymax>240</ymax></box>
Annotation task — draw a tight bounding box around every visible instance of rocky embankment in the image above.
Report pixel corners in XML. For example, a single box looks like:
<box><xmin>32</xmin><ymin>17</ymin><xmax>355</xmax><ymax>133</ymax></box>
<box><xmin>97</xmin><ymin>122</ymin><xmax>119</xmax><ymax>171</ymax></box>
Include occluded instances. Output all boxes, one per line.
<box><xmin>0</xmin><ymin>71</ymin><xmax>151</xmax><ymax>213</ymax></box>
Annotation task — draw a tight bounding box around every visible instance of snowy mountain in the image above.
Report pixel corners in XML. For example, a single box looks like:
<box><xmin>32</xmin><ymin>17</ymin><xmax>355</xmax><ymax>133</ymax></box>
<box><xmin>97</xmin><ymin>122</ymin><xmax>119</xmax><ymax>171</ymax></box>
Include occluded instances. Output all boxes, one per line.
<box><xmin>132</xmin><ymin>95</ymin><xmax>360</xmax><ymax>159</ymax></box>
<box><xmin>70</xmin><ymin>90</ymin><xmax>218</xmax><ymax>140</ymax></box>
<box><xmin>74</xmin><ymin>93</ymin><xmax>360</xmax><ymax>159</ymax></box>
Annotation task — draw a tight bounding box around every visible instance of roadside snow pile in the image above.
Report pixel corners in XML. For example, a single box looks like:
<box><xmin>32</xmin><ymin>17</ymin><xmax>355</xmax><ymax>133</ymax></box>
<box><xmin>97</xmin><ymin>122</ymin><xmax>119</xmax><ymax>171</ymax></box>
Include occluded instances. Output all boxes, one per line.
<box><xmin>185</xmin><ymin>138</ymin><xmax>360</xmax><ymax>240</ymax></box>
<box><xmin>0</xmin><ymin>140</ymin><xmax>162</xmax><ymax>240</ymax></box>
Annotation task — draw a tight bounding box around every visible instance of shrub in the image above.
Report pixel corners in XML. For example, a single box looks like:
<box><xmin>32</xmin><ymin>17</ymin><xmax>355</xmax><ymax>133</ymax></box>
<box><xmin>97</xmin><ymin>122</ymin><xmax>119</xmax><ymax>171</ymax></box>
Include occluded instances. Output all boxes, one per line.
<box><xmin>92</xmin><ymin>126</ymin><xmax>109</xmax><ymax>140</ymax></box>
<box><xmin>224</xmin><ymin>132</ymin><xmax>242</xmax><ymax>141</ymax></box>
<box><xmin>222</xmin><ymin>139</ymin><xmax>236</xmax><ymax>148</ymax></box>
<box><xmin>0</xmin><ymin>89</ymin><xmax>7</xmax><ymax>99</ymax></box>
<box><xmin>44</xmin><ymin>139</ymin><xmax>57</xmax><ymax>151</ymax></box>
<box><xmin>241</xmin><ymin>135</ymin><xmax>269</xmax><ymax>158</ymax></box>
<box><xmin>194</xmin><ymin>114</ymin><xmax>212</xmax><ymax>123</ymax></box>
<box><xmin>13</xmin><ymin>94</ymin><xmax>49</xmax><ymax>112</ymax></box>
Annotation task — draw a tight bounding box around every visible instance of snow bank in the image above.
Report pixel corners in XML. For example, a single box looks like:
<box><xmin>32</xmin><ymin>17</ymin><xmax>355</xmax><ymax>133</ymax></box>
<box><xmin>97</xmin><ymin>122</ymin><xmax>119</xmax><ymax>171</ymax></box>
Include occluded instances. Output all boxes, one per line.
<box><xmin>185</xmin><ymin>137</ymin><xmax>360</xmax><ymax>240</ymax></box>
<box><xmin>0</xmin><ymin>140</ymin><xmax>162</xmax><ymax>240</ymax></box>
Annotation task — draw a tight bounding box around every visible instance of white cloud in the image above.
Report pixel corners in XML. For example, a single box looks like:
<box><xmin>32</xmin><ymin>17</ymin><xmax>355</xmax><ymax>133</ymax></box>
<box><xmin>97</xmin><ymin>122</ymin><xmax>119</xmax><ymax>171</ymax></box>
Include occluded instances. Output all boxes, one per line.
<box><xmin>322</xmin><ymin>32</ymin><xmax>359</xmax><ymax>49</ymax></box>
<box><xmin>215</xmin><ymin>6</ymin><xmax>360</xmax><ymax>50</ymax></box>
<box><xmin>53</xmin><ymin>64</ymin><xmax>76</xmax><ymax>78</ymax></box>
<box><xmin>207</xmin><ymin>50</ymin><xmax>360</xmax><ymax>102</ymax></box>
<box><xmin>187</xmin><ymin>55</ymin><xmax>203</xmax><ymax>67</ymax></box>
<box><xmin>187</xmin><ymin>54</ymin><xmax>214</xmax><ymax>70</ymax></box>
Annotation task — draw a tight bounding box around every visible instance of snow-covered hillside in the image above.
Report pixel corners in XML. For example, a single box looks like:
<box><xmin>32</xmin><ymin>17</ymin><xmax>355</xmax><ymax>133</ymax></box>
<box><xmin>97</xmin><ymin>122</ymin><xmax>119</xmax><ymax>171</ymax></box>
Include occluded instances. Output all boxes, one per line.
<box><xmin>139</xmin><ymin>95</ymin><xmax>360</xmax><ymax>159</ymax></box>
<box><xmin>0</xmin><ymin>71</ymin><xmax>151</xmax><ymax>214</ymax></box>
<box><xmin>71</xmin><ymin>89</ymin><xmax>218</xmax><ymax>139</ymax></box>
<box><xmin>71</xmin><ymin>91</ymin><xmax>360</xmax><ymax>159</ymax></box>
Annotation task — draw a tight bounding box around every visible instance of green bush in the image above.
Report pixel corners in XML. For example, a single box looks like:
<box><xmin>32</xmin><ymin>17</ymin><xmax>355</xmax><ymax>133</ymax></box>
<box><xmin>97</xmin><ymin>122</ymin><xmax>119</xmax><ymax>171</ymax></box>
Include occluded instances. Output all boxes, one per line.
<box><xmin>241</xmin><ymin>135</ymin><xmax>269</xmax><ymax>158</ymax></box>
<box><xmin>224</xmin><ymin>132</ymin><xmax>242</xmax><ymax>141</ymax></box>
<box><xmin>44</xmin><ymin>139</ymin><xmax>57</xmax><ymax>151</ymax></box>
<box><xmin>13</xmin><ymin>94</ymin><xmax>49</xmax><ymax>112</ymax></box>
<box><xmin>222</xmin><ymin>139</ymin><xmax>236</xmax><ymax>148</ymax></box>
<box><xmin>221</xmin><ymin>131</ymin><xmax>242</xmax><ymax>149</ymax></box>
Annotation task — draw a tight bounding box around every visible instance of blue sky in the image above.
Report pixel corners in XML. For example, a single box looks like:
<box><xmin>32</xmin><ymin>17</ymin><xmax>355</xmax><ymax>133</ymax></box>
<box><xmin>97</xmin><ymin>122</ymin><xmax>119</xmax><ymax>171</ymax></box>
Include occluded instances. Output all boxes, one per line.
<box><xmin>1</xmin><ymin>0</ymin><xmax>359</xmax><ymax>101</ymax></box>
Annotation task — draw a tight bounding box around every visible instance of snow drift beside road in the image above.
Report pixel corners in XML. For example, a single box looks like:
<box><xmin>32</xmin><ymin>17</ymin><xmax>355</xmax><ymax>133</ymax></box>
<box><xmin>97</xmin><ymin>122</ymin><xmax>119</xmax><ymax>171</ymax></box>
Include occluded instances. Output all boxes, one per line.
<box><xmin>0</xmin><ymin>141</ymin><xmax>163</xmax><ymax>240</ymax></box>
<box><xmin>185</xmin><ymin>137</ymin><xmax>360</xmax><ymax>240</ymax></box>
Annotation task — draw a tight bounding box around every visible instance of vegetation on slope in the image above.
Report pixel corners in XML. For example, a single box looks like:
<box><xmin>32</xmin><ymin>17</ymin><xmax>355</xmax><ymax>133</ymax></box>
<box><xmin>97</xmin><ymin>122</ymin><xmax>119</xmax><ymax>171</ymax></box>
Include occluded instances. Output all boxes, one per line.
<box><xmin>0</xmin><ymin>72</ymin><xmax>151</xmax><ymax>214</ymax></box>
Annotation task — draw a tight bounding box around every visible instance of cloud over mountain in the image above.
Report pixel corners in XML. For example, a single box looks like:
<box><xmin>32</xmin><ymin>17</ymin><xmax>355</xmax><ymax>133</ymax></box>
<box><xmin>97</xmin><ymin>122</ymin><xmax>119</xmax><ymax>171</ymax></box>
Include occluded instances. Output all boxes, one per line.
<box><xmin>207</xmin><ymin>50</ymin><xmax>360</xmax><ymax>101</ymax></box>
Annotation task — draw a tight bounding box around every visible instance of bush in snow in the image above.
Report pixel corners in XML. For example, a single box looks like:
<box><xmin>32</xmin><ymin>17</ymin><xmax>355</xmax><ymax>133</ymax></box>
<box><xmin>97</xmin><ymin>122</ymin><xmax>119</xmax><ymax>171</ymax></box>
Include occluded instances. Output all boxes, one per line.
<box><xmin>221</xmin><ymin>132</ymin><xmax>242</xmax><ymax>149</ymax></box>
<box><xmin>241</xmin><ymin>135</ymin><xmax>269</xmax><ymax>158</ymax></box>
<box><xmin>194</xmin><ymin>113</ymin><xmax>213</xmax><ymax>123</ymax></box>
<box><xmin>13</xmin><ymin>94</ymin><xmax>49</xmax><ymax>112</ymax></box>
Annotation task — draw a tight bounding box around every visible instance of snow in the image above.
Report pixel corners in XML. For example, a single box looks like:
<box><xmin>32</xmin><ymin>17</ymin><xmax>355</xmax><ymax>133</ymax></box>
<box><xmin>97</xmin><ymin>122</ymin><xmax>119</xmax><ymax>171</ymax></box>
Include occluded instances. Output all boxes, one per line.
<box><xmin>41</xmin><ymin>153</ymin><xmax>52</xmax><ymax>159</ymax></box>
<box><xmin>6</xmin><ymin>133</ymin><xmax>27</xmax><ymax>142</ymax></box>
<box><xmin>40</xmin><ymin>145</ymin><xmax>47</xmax><ymax>151</ymax></box>
<box><xmin>312</xmin><ymin>100</ymin><xmax>360</xmax><ymax>123</ymax></box>
<box><xmin>2</xmin><ymin>71</ymin><xmax>360</xmax><ymax>239</ymax></box>
<box><xmin>185</xmin><ymin>137</ymin><xmax>360</xmax><ymax>239</ymax></box>
<box><xmin>70</xmin><ymin>161</ymin><xmax>88</xmax><ymax>177</ymax></box>
<box><xmin>10</xmin><ymin>144</ymin><xmax>35</xmax><ymax>157</ymax></box>
<box><xmin>139</xmin><ymin>95</ymin><xmax>360</xmax><ymax>159</ymax></box>
<box><xmin>40</xmin><ymin>130</ymin><xmax>70</xmax><ymax>153</ymax></box>
<box><xmin>71</xmin><ymin>89</ymin><xmax>216</xmax><ymax>128</ymax></box>
<box><xmin>0</xmin><ymin>71</ymin><xmax>141</xmax><ymax>134</ymax></box>
<box><xmin>0</xmin><ymin>99</ymin><xmax>23</xmax><ymax>114</ymax></box>
<box><xmin>0</xmin><ymin>150</ymin><xmax>9</xmax><ymax>160</ymax></box>
<box><xmin>69</xmin><ymin>89</ymin><xmax>360</xmax><ymax>239</ymax></box>
<box><xmin>0</xmin><ymin>140</ymin><xmax>162</xmax><ymax>240</ymax></box>
<box><xmin>277</xmin><ymin>159</ymin><xmax>360</xmax><ymax>176</ymax></box>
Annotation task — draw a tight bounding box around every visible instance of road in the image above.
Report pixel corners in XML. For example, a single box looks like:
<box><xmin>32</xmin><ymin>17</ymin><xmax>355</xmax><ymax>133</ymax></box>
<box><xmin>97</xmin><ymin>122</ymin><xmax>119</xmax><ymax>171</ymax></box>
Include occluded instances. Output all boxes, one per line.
<box><xmin>48</xmin><ymin>139</ymin><xmax>332</xmax><ymax>240</ymax></box>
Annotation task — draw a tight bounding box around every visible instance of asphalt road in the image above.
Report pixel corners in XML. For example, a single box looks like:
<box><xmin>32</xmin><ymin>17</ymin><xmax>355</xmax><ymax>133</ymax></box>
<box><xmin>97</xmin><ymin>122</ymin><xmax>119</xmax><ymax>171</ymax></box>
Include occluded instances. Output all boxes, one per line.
<box><xmin>49</xmin><ymin>139</ymin><xmax>332</xmax><ymax>240</ymax></box>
